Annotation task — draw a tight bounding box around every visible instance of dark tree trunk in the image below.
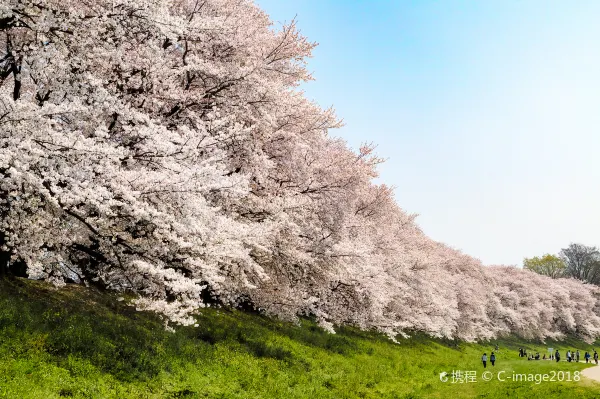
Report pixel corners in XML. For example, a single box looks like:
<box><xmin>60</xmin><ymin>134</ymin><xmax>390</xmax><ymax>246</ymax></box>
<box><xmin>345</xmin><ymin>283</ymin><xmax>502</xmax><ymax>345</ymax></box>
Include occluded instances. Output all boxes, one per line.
<box><xmin>0</xmin><ymin>233</ymin><xmax>28</xmax><ymax>278</ymax></box>
<box><xmin>0</xmin><ymin>233</ymin><xmax>10</xmax><ymax>277</ymax></box>
<box><xmin>9</xmin><ymin>259</ymin><xmax>28</xmax><ymax>278</ymax></box>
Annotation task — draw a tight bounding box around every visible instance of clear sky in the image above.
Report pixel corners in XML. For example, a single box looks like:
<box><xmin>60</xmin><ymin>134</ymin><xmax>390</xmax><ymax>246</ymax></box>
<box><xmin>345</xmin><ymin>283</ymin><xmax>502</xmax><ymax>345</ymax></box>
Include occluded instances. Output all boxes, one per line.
<box><xmin>255</xmin><ymin>0</ymin><xmax>600</xmax><ymax>267</ymax></box>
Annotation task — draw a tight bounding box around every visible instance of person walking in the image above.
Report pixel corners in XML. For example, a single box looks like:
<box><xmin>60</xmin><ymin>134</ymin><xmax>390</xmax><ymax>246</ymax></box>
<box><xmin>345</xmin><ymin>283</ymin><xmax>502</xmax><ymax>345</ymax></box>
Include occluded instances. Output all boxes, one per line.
<box><xmin>567</xmin><ymin>350</ymin><xmax>571</xmax><ymax>362</ymax></box>
<box><xmin>594</xmin><ymin>350</ymin><xmax>598</xmax><ymax>365</ymax></box>
<box><xmin>576</xmin><ymin>350</ymin><xmax>580</xmax><ymax>362</ymax></box>
<box><xmin>585</xmin><ymin>352</ymin><xmax>590</xmax><ymax>363</ymax></box>
<box><xmin>490</xmin><ymin>352</ymin><xmax>496</xmax><ymax>366</ymax></box>
<box><xmin>555</xmin><ymin>350</ymin><xmax>560</xmax><ymax>362</ymax></box>
<box><xmin>482</xmin><ymin>353</ymin><xmax>487</xmax><ymax>368</ymax></box>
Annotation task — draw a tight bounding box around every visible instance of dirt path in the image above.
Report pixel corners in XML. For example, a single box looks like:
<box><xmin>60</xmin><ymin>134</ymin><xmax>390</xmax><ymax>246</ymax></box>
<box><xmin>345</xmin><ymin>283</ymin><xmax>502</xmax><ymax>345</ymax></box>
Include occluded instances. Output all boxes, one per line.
<box><xmin>581</xmin><ymin>362</ymin><xmax>600</xmax><ymax>382</ymax></box>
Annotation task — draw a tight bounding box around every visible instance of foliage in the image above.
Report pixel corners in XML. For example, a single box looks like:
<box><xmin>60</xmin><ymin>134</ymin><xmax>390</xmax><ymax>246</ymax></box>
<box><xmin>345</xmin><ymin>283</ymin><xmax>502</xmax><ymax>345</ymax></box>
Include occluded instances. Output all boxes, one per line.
<box><xmin>523</xmin><ymin>254</ymin><xmax>566</xmax><ymax>279</ymax></box>
<box><xmin>560</xmin><ymin>244</ymin><xmax>600</xmax><ymax>285</ymax></box>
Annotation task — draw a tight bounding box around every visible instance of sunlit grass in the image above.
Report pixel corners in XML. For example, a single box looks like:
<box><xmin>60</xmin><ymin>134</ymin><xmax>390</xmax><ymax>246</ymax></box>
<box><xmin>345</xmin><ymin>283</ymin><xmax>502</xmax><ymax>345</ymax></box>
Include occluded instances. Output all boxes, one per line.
<box><xmin>0</xmin><ymin>277</ymin><xmax>599</xmax><ymax>398</ymax></box>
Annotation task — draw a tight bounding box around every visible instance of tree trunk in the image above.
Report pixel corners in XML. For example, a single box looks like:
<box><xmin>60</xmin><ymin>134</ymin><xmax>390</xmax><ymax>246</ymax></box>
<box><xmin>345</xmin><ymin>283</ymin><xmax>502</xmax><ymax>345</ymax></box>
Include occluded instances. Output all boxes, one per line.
<box><xmin>0</xmin><ymin>233</ymin><xmax>10</xmax><ymax>277</ymax></box>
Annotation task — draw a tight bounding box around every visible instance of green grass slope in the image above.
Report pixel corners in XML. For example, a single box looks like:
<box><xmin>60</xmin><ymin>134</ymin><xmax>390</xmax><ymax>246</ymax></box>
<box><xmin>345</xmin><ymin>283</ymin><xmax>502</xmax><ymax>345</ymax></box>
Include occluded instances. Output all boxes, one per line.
<box><xmin>1</xmin><ymin>278</ymin><xmax>600</xmax><ymax>398</ymax></box>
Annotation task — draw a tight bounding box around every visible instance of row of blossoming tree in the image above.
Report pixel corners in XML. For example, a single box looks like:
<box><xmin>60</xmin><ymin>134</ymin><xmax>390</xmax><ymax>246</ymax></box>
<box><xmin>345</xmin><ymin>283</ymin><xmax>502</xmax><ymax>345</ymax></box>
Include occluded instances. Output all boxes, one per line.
<box><xmin>1</xmin><ymin>0</ymin><xmax>600</xmax><ymax>341</ymax></box>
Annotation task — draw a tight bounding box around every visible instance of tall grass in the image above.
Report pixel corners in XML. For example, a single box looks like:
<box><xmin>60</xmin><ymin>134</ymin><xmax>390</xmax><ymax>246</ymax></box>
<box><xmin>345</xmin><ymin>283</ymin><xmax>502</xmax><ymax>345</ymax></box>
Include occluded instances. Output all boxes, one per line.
<box><xmin>0</xmin><ymin>277</ymin><xmax>599</xmax><ymax>398</ymax></box>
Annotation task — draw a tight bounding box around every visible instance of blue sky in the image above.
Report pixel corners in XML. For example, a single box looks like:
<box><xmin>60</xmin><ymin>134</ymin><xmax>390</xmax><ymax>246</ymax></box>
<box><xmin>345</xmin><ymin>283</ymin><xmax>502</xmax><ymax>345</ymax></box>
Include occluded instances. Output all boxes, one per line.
<box><xmin>255</xmin><ymin>0</ymin><xmax>600</xmax><ymax>266</ymax></box>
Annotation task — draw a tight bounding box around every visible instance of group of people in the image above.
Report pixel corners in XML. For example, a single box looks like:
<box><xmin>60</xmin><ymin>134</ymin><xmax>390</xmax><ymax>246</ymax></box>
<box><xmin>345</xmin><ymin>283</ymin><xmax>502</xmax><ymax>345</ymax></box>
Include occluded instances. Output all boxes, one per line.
<box><xmin>566</xmin><ymin>350</ymin><xmax>579</xmax><ymax>362</ymax></box>
<box><xmin>582</xmin><ymin>350</ymin><xmax>598</xmax><ymax>364</ymax></box>
<box><xmin>518</xmin><ymin>347</ymin><xmax>599</xmax><ymax>364</ymax></box>
<box><xmin>482</xmin><ymin>345</ymin><xmax>600</xmax><ymax>368</ymax></box>
<box><xmin>519</xmin><ymin>348</ymin><xmax>542</xmax><ymax>360</ymax></box>
<box><xmin>481</xmin><ymin>352</ymin><xmax>496</xmax><ymax>368</ymax></box>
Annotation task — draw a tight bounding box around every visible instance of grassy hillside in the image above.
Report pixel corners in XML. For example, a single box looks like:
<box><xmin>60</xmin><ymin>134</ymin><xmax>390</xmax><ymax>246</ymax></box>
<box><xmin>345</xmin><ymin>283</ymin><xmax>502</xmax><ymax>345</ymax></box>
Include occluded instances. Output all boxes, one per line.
<box><xmin>1</xmin><ymin>278</ymin><xmax>600</xmax><ymax>398</ymax></box>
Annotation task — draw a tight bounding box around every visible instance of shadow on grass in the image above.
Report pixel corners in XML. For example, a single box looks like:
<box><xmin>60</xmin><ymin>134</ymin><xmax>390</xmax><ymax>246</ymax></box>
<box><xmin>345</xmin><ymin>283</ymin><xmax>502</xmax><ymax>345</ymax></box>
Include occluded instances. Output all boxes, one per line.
<box><xmin>0</xmin><ymin>278</ymin><xmax>368</xmax><ymax>382</ymax></box>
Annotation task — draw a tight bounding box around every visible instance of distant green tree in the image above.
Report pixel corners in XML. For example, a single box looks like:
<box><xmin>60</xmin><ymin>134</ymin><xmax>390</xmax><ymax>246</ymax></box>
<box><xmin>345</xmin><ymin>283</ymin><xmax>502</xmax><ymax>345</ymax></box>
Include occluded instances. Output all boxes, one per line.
<box><xmin>523</xmin><ymin>254</ymin><xmax>566</xmax><ymax>279</ymax></box>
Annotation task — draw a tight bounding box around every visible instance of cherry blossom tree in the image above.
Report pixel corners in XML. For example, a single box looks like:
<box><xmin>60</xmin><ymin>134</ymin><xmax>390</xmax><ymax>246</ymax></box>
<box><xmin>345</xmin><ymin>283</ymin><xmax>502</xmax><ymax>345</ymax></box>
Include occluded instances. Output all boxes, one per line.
<box><xmin>2</xmin><ymin>0</ymin><xmax>600</xmax><ymax>341</ymax></box>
